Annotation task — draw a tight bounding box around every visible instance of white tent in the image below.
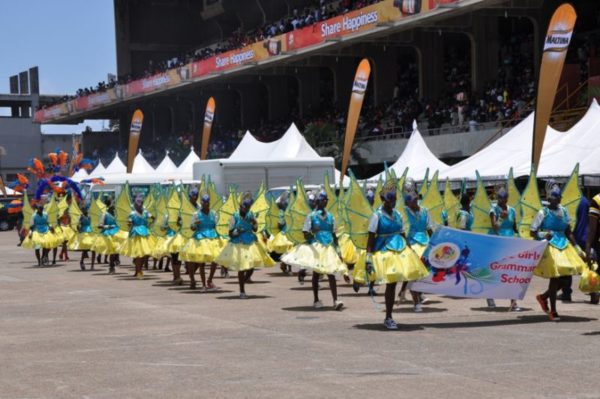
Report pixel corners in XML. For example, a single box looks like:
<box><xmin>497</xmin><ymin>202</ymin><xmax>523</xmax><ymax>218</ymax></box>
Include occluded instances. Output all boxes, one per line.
<box><xmin>440</xmin><ymin>112</ymin><xmax>563</xmax><ymax>180</ymax></box>
<box><xmin>173</xmin><ymin>147</ymin><xmax>201</xmax><ymax>180</ymax></box>
<box><xmin>71</xmin><ymin>168</ymin><xmax>89</xmax><ymax>181</ymax></box>
<box><xmin>155</xmin><ymin>151</ymin><xmax>178</xmax><ymax>177</ymax></box>
<box><xmin>229</xmin><ymin>131</ymin><xmax>282</xmax><ymax>160</ymax></box>
<box><xmin>87</xmin><ymin>161</ymin><xmax>106</xmax><ymax>178</ymax></box>
<box><xmin>103</xmin><ymin>153</ymin><xmax>127</xmax><ymax>175</ymax></box>
<box><xmin>131</xmin><ymin>150</ymin><xmax>155</xmax><ymax>175</ymax></box>
<box><xmin>532</xmin><ymin>99</ymin><xmax>600</xmax><ymax>177</ymax></box>
<box><xmin>370</xmin><ymin>123</ymin><xmax>449</xmax><ymax>181</ymax></box>
<box><xmin>265</xmin><ymin>123</ymin><xmax>321</xmax><ymax>160</ymax></box>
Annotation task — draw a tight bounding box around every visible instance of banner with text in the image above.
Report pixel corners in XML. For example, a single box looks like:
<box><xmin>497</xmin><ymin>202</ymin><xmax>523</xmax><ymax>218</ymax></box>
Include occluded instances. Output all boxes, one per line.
<box><xmin>411</xmin><ymin>227</ymin><xmax>547</xmax><ymax>300</ymax></box>
<box><xmin>34</xmin><ymin>0</ymin><xmax>457</xmax><ymax>123</ymax></box>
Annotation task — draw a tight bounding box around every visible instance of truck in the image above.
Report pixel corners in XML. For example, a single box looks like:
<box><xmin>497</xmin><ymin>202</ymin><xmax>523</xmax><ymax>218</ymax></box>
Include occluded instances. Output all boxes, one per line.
<box><xmin>192</xmin><ymin>158</ymin><xmax>336</xmax><ymax>193</ymax></box>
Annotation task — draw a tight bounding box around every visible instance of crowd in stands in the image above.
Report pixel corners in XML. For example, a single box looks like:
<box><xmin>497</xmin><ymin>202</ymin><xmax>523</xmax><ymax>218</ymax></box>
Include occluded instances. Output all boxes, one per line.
<box><xmin>39</xmin><ymin>0</ymin><xmax>382</xmax><ymax>110</ymax></box>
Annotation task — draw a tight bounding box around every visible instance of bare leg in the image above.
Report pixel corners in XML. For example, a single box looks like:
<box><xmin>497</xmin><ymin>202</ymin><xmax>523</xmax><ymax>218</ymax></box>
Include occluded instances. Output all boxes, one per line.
<box><xmin>35</xmin><ymin>249</ymin><xmax>41</xmax><ymax>266</ymax></box>
<box><xmin>312</xmin><ymin>272</ymin><xmax>320</xmax><ymax>302</ymax></box>
<box><xmin>385</xmin><ymin>283</ymin><xmax>397</xmax><ymax>320</ymax></box>
<box><xmin>188</xmin><ymin>262</ymin><xmax>198</xmax><ymax>289</ymax></box>
<box><xmin>51</xmin><ymin>247</ymin><xmax>57</xmax><ymax>265</ymax></box>
<box><xmin>90</xmin><ymin>251</ymin><xmax>96</xmax><ymax>270</ymax></box>
<box><xmin>199</xmin><ymin>263</ymin><xmax>207</xmax><ymax>287</ymax></box>
<box><xmin>238</xmin><ymin>271</ymin><xmax>246</xmax><ymax>295</ymax></box>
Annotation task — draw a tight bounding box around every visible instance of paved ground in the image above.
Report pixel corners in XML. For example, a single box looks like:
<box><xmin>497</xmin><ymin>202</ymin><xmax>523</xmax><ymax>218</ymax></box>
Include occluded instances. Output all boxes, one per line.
<box><xmin>1</xmin><ymin>231</ymin><xmax>600</xmax><ymax>399</ymax></box>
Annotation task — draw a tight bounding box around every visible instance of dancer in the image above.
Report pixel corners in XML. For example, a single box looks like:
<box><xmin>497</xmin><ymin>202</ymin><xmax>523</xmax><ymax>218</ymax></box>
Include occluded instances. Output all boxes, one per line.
<box><xmin>358</xmin><ymin>180</ymin><xmax>429</xmax><ymax>329</ymax></box>
<box><xmin>282</xmin><ymin>190</ymin><xmax>347</xmax><ymax>310</ymax></box>
<box><xmin>215</xmin><ymin>192</ymin><xmax>275</xmax><ymax>298</ymax></box>
<box><xmin>57</xmin><ymin>198</ymin><xmax>74</xmax><ymax>262</ymax></box>
<box><xmin>93</xmin><ymin>196</ymin><xmax>124</xmax><ymax>274</ymax></box>
<box><xmin>22</xmin><ymin>203</ymin><xmax>60</xmax><ymax>266</ymax></box>
<box><xmin>531</xmin><ymin>185</ymin><xmax>586</xmax><ymax>321</ymax></box>
<box><xmin>70</xmin><ymin>204</ymin><xmax>96</xmax><ymax>270</ymax></box>
<box><xmin>400</xmin><ymin>184</ymin><xmax>432</xmax><ymax>311</ymax></box>
<box><xmin>181</xmin><ymin>193</ymin><xmax>223</xmax><ymax>290</ymax></box>
<box><xmin>266</xmin><ymin>192</ymin><xmax>294</xmax><ymax>275</ymax></box>
<box><xmin>120</xmin><ymin>194</ymin><xmax>155</xmax><ymax>279</ymax></box>
<box><xmin>489</xmin><ymin>188</ymin><xmax>522</xmax><ymax>311</ymax></box>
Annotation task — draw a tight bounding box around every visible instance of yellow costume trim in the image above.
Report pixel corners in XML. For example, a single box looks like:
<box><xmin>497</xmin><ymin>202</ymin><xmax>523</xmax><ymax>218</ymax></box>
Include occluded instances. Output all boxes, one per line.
<box><xmin>534</xmin><ymin>244</ymin><xmax>585</xmax><ymax>278</ymax></box>
<box><xmin>180</xmin><ymin>237</ymin><xmax>225</xmax><ymax>263</ymax></box>
<box><xmin>119</xmin><ymin>236</ymin><xmax>157</xmax><ymax>258</ymax></box>
<box><xmin>281</xmin><ymin>242</ymin><xmax>348</xmax><ymax>275</ymax></box>
<box><xmin>354</xmin><ymin>247</ymin><xmax>428</xmax><ymax>284</ymax></box>
<box><xmin>215</xmin><ymin>241</ymin><xmax>275</xmax><ymax>271</ymax></box>
<box><xmin>267</xmin><ymin>231</ymin><xmax>294</xmax><ymax>254</ymax></box>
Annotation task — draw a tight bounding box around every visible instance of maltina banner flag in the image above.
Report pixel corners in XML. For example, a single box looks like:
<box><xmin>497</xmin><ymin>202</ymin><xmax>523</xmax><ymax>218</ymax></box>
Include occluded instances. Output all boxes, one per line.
<box><xmin>531</xmin><ymin>3</ymin><xmax>576</xmax><ymax>167</ymax></box>
<box><xmin>127</xmin><ymin>109</ymin><xmax>144</xmax><ymax>173</ymax></box>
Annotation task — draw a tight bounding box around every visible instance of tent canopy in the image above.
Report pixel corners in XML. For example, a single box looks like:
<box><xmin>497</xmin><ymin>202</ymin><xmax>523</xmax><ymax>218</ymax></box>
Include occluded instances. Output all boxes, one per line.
<box><xmin>87</xmin><ymin>161</ymin><xmax>106</xmax><ymax>178</ymax></box>
<box><xmin>131</xmin><ymin>150</ymin><xmax>155</xmax><ymax>175</ymax></box>
<box><xmin>103</xmin><ymin>153</ymin><xmax>126</xmax><ymax>175</ymax></box>
<box><xmin>155</xmin><ymin>152</ymin><xmax>178</xmax><ymax>176</ymax></box>
<box><xmin>370</xmin><ymin>123</ymin><xmax>449</xmax><ymax>181</ymax></box>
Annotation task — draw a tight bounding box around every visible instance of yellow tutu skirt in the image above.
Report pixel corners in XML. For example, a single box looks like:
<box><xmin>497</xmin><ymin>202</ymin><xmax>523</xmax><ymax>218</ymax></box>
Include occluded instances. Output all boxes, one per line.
<box><xmin>411</xmin><ymin>242</ymin><xmax>428</xmax><ymax>258</ymax></box>
<box><xmin>92</xmin><ymin>235</ymin><xmax>121</xmax><ymax>255</ymax></box>
<box><xmin>280</xmin><ymin>242</ymin><xmax>348</xmax><ymax>275</ymax></box>
<box><xmin>180</xmin><ymin>237</ymin><xmax>225</xmax><ymax>263</ymax></box>
<box><xmin>58</xmin><ymin>225</ymin><xmax>76</xmax><ymax>243</ymax></box>
<box><xmin>267</xmin><ymin>232</ymin><xmax>294</xmax><ymax>254</ymax></box>
<box><xmin>339</xmin><ymin>234</ymin><xmax>359</xmax><ymax>265</ymax></box>
<box><xmin>22</xmin><ymin>231</ymin><xmax>62</xmax><ymax>250</ymax></box>
<box><xmin>534</xmin><ymin>244</ymin><xmax>585</xmax><ymax>278</ymax></box>
<box><xmin>215</xmin><ymin>241</ymin><xmax>275</xmax><ymax>272</ymax></box>
<box><xmin>165</xmin><ymin>233</ymin><xmax>186</xmax><ymax>254</ymax></box>
<box><xmin>68</xmin><ymin>232</ymin><xmax>96</xmax><ymax>251</ymax></box>
<box><xmin>119</xmin><ymin>235</ymin><xmax>157</xmax><ymax>258</ymax></box>
<box><xmin>151</xmin><ymin>236</ymin><xmax>169</xmax><ymax>258</ymax></box>
<box><xmin>354</xmin><ymin>248</ymin><xmax>429</xmax><ymax>284</ymax></box>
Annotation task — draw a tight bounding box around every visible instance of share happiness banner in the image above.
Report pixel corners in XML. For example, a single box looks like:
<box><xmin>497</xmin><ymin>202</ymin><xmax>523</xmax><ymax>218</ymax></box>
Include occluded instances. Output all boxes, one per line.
<box><xmin>410</xmin><ymin>227</ymin><xmax>548</xmax><ymax>300</ymax></box>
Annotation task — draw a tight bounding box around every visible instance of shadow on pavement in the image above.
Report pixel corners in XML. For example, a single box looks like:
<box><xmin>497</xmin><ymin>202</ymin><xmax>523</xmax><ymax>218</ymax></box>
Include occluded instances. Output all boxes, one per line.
<box><xmin>393</xmin><ymin>306</ymin><xmax>448</xmax><ymax>313</ymax></box>
<box><xmin>470</xmin><ymin>306</ymin><xmax>533</xmax><ymax>313</ymax></box>
<box><xmin>282</xmin><ymin>306</ymin><xmax>345</xmax><ymax>312</ymax></box>
<box><xmin>216</xmin><ymin>295</ymin><xmax>273</xmax><ymax>300</ymax></box>
<box><xmin>419</xmin><ymin>315</ymin><xmax>597</xmax><ymax>329</ymax></box>
<box><xmin>353</xmin><ymin>323</ymin><xmax>425</xmax><ymax>332</ymax></box>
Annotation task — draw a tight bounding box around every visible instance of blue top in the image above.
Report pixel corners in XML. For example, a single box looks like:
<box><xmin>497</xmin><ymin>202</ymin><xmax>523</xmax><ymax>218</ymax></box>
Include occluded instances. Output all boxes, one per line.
<box><xmin>308</xmin><ymin>210</ymin><xmax>335</xmax><ymax>246</ymax></box>
<box><xmin>441</xmin><ymin>209</ymin><xmax>449</xmax><ymax>226</ymax></box>
<box><xmin>406</xmin><ymin>207</ymin><xmax>431</xmax><ymax>246</ymax></box>
<box><xmin>489</xmin><ymin>204</ymin><xmax>516</xmax><ymax>237</ymax></box>
<box><xmin>31</xmin><ymin>213</ymin><xmax>50</xmax><ymax>234</ymax></box>
<box><xmin>192</xmin><ymin>209</ymin><xmax>218</xmax><ymax>240</ymax></box>
<box><xmin>278</xmin><ymin>210</ymin><xmax>287</xmax><ymax>233</ymax></box>
<box><xmin>538</xmin><ymin>206</ymin><xmax>570</xmax><ymax>250</ymax></box>
<box><xmin>128</xmin><ymin>210</ymin><xmax>151</xmax><ymax>238</ymax></box>
<box><xmin>573</xmin><ymin>196</ymin><xmax>589</xmax><ymax>248</ymax></box>
<box><xmin>79</xmin><ymin>215</ymin><xmax>93</xmax><ymax>233</ymax></box>
<box><xmin>372</xmin><ymin>207</ymin><xmax>406</xmax><ymax>253</ymax></box>
<box><xmin>230</xmin><ymin>211</ymin><xmax>257</xmax><ymax>245</ymax></box>
<box><xmin>102</xmin><ymin>212</ymin><xmax>119</xmax><ymax>236</ymax></box>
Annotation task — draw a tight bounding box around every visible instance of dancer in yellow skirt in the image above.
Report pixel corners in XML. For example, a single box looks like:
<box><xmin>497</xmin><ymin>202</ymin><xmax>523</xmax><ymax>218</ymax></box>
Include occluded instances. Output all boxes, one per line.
<box><xmin>57</xmin><ymin>197</ymin><xmax>75</xmax><ymax>262</ymax></box>
<box><xmin>531</xmin><ymin>185</ymin><xmax>585</xmax><ymax>321</ymax></box>
<box><xmin>266</xmin><ymin>191</ymin><xmax>294</xmax><ymax>274</ymax></box>
<box><xmin>120</xmin><ymin>194</ymin><xmax>155</xmax><ymax>279</ymax></box>
<box><xmin>181</xmin><ymin>193</ymin><xmax>223</xmax><ymax>290</ymax></box>
<box><xmin>281</xmin><ymin>190</ymin><xmax>347</xmax><ymax>310</ymax></box>
<box><xmin>356</xmin><ymin>180</ymin><xmax>428</xmax><ymax>329</ymax></box>
<box><xmin>93</xmin><ymin>196</ymin><xmax>126</xmax><ymax>274</ymax></box>
<box><xmin>401</xmin><ymin>184</ymin><xmax>434</xmax><ymax>311</ymax></box>
<box><xmin>22</xmin><ymin>203</ymin><xmax>61</xmax><ymax>266</ymax></box>
<box><xmin>70</xmin><ymin>204</ymin><xmax>96</xmax><ymax>270</ymax></box>
<box><xmin>215</xmin><ymin>192</ymin><xmax>275</xmax><ymax>298</ymax></box>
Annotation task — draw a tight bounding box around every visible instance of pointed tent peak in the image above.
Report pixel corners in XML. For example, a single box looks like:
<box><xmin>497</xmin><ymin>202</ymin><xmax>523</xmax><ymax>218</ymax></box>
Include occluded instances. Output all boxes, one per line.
<box><xmin>156</xmin><ymin>152</ymin><xmax>178</xmax><ymax>175</ymax></box>
<box><xmin>104</xmin><ymin>153</ymin><xmax>126</xmax><ymax>174</ymax></box>
<box><xmin>88</xmin><ymin>161</ymin><xmax>106</xmax><ymax>178</ymax></box>
<box><xmin>131</xmin><ymin>151</ymin><xmax>155</xmax><ymax>174</ymax></box>
<box><xmin>138</xmin><ymin>149</ymin><xmax>143</xmax><ymax>154</ymax></box>
<box><xmin>412</xmin><ymin>120</ymin><xmax>418</xmax><ymax>131</ymax></box>
<box><xmin>176</xmin><ymin>148</ymin><xmax>201</xmax><ymax>178</ymax></box>
<box><xmin>267</xmin><ymin>123</ymin><xmax>320</xmax><ymax>160</ymax></box>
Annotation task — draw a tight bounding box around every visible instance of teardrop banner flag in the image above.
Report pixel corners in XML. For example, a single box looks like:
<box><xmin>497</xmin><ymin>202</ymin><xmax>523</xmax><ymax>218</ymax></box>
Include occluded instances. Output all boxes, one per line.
<box><xmin>201</xmin><ymin>97</ymin><xmax>216</xmax><ymax>160</ymax></box>
<box><xmin>127</xmin><ymin>109</ymin><xmax>144</xmax><ymax>173</ymax></box>
<box><xmin>531</xmin><ymin>3</ymin><xmax>576</xmax><ymax>167</ymax></box>
<box><xmin>340</xmin><ymin>59</ymin><xmax>371</xmax><ymax>186</ymax></box>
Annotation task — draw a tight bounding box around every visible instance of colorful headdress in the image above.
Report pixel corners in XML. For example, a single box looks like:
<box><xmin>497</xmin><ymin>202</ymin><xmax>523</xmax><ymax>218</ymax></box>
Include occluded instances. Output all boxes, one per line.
<box><xmin>241</xmin><ymin>191</ymin><xmax>254</xmax><ymax>207</ymax></box>
<box><xmin>366</xmin><ymin>189</ymin><xmax>375</xmax><ymax>202</ymax></box>
<box><xmin>545</xmin><ymin>179</ymin><xmax>561</xmax><ymax>199</ymax></box>
<box><xmin>496</xmin><ymin>186</ymin><xmax>508</xmax><ymax>200</ymax></box>
<box><xmin>380</xmin><ymin>180</ymin><xmax>397</xmax><ymax>201</ymax></box>
<box><xmin>316</xmin><ymin>189</ymin><xmax>328</xmax><ymax>201</ymax></box>
<box><xmin>403</xmin><ymin>178</ymin><xmax>418</xmax><ymax>202</ymax></box>
<box><xmin>201</xmin><ymin>193</ymin><xmax>210</xmax><ymax>203</ymax></box>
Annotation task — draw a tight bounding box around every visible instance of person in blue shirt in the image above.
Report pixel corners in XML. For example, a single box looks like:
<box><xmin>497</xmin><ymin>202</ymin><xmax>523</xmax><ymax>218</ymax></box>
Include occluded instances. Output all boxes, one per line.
<box><xmin>215</xmin><ymin>192</ymin><xmax>275</xmax><ymax>298</ymax></box>
<box><xmin>531</xmin><ymin>185</ymin><xmax>586</xmax><ymax>321</ymax></box>
<box><xmin>181</xmin><ymin>193</ymin><xmax>223</xmax><ymax>290</ymax></box>
<box><xmin>360</xmin><ymin>180</ymin><xmax>428</xmax><ymax>329</ymax></box>
<box><xmin>23</xmin><ymin>203</ymin><xmax>59</xmax><ymax>266</ymax></box>
<box><xmin>120</xmin><ymin>194</ymin><xmax>155</xmax><ymax>279</ymax></box>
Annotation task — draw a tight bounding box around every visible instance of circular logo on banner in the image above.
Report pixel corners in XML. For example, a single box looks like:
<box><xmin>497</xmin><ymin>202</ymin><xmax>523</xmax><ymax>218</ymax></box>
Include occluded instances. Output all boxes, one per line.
<box><xmin>428</xmin><ymin>242</ymin><xmax>460</xmax><ymax>269</ymax></box>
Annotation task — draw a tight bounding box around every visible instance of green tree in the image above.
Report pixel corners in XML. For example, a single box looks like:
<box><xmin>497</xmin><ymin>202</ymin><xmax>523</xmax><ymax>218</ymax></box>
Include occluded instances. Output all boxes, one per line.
<box><xmin>303</xmin><ymin>122</ymin><xmax>370</xmax><ymax>170</ymax></box>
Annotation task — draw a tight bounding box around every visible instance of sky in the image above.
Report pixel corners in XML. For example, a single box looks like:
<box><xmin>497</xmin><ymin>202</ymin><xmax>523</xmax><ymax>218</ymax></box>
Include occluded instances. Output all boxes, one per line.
<box><xmin>0</xmin><ymin>0</ymin><xmax>116</xmax><ymax>133</ymax></box>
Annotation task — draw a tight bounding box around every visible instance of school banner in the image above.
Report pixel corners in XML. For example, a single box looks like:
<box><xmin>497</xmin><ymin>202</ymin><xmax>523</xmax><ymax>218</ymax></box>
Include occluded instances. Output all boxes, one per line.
<box><xmin>200</xmin><ymin>97</ymin><xmax>216</xmax><ymax>160</ymax></box>
<box><xmin>532</xmin><ymin>3</ymin><xmax>576</xmax><ymax>167</ymax></box>
<box><xmin>340</xmin><ymin>59</ymin><xmax>371</xmax><ymax>185</ymax></box>
<box><xmin>411</xmin><ymin>227</ymin><xmax>547</xmax><ymax>300</ymax></box>
<box><xmin>127</xmin><ymin>109</ymin><xmax>144</xmax><ymax>173</ymax></box>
